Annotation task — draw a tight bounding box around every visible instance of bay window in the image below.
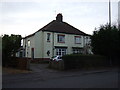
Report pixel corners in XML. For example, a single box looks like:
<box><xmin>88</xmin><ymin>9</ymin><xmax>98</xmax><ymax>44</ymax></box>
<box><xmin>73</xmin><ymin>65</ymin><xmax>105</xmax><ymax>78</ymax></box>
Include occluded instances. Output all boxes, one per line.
<box><xmin>56</xmin><ymin>48</ymin><xmax>67</xmax><ymax>57</ymax></box>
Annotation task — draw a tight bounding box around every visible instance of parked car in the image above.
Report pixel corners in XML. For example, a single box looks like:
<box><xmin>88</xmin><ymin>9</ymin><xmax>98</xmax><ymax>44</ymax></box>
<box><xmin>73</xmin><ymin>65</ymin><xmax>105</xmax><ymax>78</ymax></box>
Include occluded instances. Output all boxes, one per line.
<box><xmin>50</xmin><ymin>56</ymin><xmax>62</xmax><ymax>61</ymax></box>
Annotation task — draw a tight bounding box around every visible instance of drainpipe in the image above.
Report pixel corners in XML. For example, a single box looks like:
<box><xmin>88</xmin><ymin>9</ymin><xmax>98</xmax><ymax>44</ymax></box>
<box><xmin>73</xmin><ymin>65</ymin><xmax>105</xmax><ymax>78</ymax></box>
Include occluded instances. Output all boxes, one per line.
<box><xmin>52</xmin><ymin>32</ymin><xmax>54</xmax><ymax>57</ymax></box>
<box><xmin>26</xmin><ymin>39</ymin><xmax>30</xmax><ymax>70</ymax></box>
<box><xmin>42</xmin><ymin>31</ymin><xmax>44</xmax><ymax>60</ymax></box>
<box><xmin>83</xmin><ymin>36</ymin><xmax>85</xmax><ymax>54</ymax></box>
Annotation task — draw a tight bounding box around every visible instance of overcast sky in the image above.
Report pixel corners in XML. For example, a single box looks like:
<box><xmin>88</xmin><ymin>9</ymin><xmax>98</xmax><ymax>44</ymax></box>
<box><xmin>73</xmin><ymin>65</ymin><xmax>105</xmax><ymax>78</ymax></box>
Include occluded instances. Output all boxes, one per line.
<box><xmin>0</xmin><ymin>0</ymin><xmax>119</xmax><ymax>37</ymax></box>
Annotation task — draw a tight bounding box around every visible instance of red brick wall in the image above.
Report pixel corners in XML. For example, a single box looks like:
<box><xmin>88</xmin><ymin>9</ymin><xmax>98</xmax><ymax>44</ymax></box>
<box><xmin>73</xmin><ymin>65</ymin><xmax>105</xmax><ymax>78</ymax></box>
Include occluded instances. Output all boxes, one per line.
<box><xmin>16</xmin><ymin>58</ymin><xmax>30</xmax><ymax>70</ymax></box>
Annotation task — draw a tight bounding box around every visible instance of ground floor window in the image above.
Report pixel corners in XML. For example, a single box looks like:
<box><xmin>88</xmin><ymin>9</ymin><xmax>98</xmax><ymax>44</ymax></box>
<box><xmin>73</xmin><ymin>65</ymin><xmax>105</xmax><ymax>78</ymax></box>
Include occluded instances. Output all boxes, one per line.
<box><xmin>73</xmin><ymin>48</ymin><xmax>83</xmax><ymax>54</ymax></box>
<box><xmin>56</xmin><ymin>48</ymin><xmax>67</xmax><ymax>57</ymax></box>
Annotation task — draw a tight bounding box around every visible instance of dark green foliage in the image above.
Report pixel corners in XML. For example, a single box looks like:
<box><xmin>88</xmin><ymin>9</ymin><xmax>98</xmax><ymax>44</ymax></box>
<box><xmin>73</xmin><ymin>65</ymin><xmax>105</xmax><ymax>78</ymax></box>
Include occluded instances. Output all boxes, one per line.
<box><xmin>2</xmin><ymin>34</ymin><xmax>22</xmax><ymax>66</ymax></box>
<box><xmin>62</xmin><ymin>54</ymin><xmax>108</xmax><ymax>70</ymax></box>
<box><xmin>91</xmin><ymin>24</ymin><xmax>119</xmax><ymax>66</ymax></box>
<box><xmin>7</xmin><ymin>57</ymin><xmax>19</xmax><ymax>68</ymax></box>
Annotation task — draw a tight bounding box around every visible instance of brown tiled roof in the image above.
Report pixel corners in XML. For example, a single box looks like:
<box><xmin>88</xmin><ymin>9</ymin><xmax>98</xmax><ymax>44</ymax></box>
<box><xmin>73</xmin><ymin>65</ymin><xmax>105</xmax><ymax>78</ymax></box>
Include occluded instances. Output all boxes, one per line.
<box><xmin>24</xmin><ymin>14</ymin><xmax>90</xmax><ymax>39</ymax></box>
<box><xmin>23</xmin><ymin>33</ymin><xmax>35</xmax><ymax>39</ymax></box>
<box><xmin>37</xmin><ymin>20</ymin><xmax>88</xmax><ymax>35</ymax></box>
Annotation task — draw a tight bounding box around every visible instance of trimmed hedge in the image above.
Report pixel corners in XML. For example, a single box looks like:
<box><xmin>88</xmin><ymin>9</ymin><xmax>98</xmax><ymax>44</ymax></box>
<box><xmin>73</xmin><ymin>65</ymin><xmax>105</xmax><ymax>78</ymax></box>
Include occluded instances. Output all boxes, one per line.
<box><xmin>62</xmin><ymin>54</ymin><xmax>109</xmax><ymax>70</ymax></box>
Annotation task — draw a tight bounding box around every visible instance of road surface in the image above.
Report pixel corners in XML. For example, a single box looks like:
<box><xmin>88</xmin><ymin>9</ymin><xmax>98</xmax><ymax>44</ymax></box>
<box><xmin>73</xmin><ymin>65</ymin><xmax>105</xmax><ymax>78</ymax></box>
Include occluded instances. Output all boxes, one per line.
<box><xmin>3</xmin><ymin>68</ymin><xmax>118</xmax><ymax>88</ymax></box>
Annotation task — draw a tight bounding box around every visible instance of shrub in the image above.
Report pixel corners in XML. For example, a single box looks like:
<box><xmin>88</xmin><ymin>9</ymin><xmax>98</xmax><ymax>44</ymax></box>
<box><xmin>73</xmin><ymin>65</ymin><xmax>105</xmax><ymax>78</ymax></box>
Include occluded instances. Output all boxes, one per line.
<box><xmin>7</xmin><ymin>57</ymin><xmax>19</xmax><ymax>68</ymax></box>
<box><xmin>62</xmin><ymin>54</ymin><xmax>109</xmax><ymax>70</ymax></box>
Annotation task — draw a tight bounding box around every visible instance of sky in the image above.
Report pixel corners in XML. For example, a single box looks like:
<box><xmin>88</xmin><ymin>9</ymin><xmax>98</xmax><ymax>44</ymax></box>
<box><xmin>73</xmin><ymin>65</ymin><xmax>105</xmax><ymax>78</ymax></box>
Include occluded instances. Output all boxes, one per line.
<box><xmin>0</xmin><ymin>0</ymin><xmax>119</xmax><ymax>37</ymax></box>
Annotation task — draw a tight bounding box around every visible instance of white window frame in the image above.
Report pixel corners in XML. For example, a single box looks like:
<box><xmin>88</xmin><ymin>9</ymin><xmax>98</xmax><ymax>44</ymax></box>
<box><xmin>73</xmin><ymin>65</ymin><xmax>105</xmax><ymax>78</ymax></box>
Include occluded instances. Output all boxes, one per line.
<box><xmin>56</xmin><ymin>48</ymin><xmax>67</xmax><ymax>57</ymax></box>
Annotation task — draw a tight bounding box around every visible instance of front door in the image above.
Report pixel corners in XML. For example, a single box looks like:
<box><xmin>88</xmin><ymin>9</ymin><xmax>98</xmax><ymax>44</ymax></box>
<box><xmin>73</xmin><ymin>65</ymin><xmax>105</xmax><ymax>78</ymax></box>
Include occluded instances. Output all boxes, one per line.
<box><xmin>31</xmin><ymin>48</ymin><xmax>34</xmax><ymax>59</ymax></box>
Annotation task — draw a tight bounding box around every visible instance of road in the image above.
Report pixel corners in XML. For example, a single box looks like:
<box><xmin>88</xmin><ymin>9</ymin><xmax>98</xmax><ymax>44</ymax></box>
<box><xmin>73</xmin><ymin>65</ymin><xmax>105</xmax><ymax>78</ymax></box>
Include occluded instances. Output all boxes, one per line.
<box><xmin>3</xmin><ymin>68</ymin><xmax>118</xmax><ymax>88</ymax></box>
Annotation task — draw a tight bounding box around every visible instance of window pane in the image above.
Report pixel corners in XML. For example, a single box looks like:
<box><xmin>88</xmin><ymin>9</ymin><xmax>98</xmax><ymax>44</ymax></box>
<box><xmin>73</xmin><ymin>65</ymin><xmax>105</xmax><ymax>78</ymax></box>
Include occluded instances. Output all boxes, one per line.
<box><xmin>59</xmin><ymin>52</ymin><xmax>61</xmax><ymax>55</ymax></box>
<box><xmin>75</xmin><ymin>37</ymin><xmax>81</xmax><ymax>43</ymax></box>
<box><xmin>47</xmin><ymin>33</ymin><xmax>50</xmax><ymax>41</ymax></box>
<box><xmin>58</xmin><ymin>35</ymin><xmax>65</xmax><ymax>42</ymax></box>
<box><xmin>56</xmin><ymin>48</ymin><xmax>66</xmax><ymax>56</ymax></box>
<box><xmin>56</xmin><ymin>52</ymin><xmax>59</xmax><ymax>55</ymax></box>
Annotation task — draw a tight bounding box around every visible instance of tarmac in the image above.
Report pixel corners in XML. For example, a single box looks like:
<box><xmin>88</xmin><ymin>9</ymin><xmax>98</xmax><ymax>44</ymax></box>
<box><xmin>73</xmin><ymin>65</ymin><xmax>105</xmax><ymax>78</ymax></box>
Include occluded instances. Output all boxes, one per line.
<box><xmin>2</xmin><ymin>64</ymin><xmax>118</xmax><ymax>85</ymax></box>
<box><xmin>3</xmin><ymin>63</ymin><xmax>118</xmax><ymax>83</ymax></box>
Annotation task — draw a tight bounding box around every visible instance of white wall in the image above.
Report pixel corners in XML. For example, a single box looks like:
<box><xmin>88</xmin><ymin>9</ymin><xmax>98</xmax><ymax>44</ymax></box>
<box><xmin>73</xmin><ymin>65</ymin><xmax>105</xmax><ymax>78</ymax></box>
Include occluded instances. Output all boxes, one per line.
<box><xmin>34</xmin><ymin>31</ymin><xmax>43</xmax><ymax>58</ymax></box>
<box><xmin>43</xmin><ymin>31</ymin><xmax>85</xmax><ymax>58</ymax></box>
<box><xmin>23</xmin><ymin>35</ymin><xmax>35</xmax><ymax>58</ymax></box>
<box><xmin>23</xmin><ymin>31</ymin><xmax>91</xmax><ymax>59</ymax></box>
<box><xmin>43</xmin><ymin>32</ymin><xmax>53</xmax><ymax>58</ymax></box>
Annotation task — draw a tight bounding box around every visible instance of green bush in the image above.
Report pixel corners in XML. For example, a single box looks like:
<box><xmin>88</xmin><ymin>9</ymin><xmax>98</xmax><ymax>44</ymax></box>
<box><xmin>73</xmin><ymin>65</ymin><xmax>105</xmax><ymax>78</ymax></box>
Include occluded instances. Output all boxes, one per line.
<box><xmin>7</xmin><ymin>57</ymin><xmax>19</xmax><ymax>68</ymax></box>
<box><xmin>62</xmin><ymin>54</ymin><xmax>109</xmax><ymax>70</ymax></box>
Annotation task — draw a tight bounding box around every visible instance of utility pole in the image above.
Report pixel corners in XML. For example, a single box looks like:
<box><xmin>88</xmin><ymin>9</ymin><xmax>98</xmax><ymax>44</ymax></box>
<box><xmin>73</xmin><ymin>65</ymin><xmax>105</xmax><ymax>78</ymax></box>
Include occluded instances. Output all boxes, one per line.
<box><xmin>109</xmin><ymin>0</ymin><xmax>111</xmax><ymax>27</ymax></box>
<box><xmin>118</xmin><ymin>1</ymin><xmax>120</xmax><ymax>28</ymax></box>
<box><xmin>109</xmin><ymin>0</ymin><xmax>112</xmax><ymax>66</ymax></box>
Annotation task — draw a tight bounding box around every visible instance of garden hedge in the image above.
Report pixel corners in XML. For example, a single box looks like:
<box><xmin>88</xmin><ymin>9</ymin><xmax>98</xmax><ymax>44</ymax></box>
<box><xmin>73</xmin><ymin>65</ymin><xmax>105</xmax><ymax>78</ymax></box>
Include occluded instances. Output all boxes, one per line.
<box><xmin>62</xmin><ymin>54</ymin><xmax>110</xmax><ymax>70</ymax></box>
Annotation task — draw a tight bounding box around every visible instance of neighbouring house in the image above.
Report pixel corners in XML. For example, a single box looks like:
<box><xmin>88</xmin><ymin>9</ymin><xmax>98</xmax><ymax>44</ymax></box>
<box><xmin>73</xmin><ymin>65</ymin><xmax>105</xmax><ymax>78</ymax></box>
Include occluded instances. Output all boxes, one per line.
<box><xmin>15</xmin><ymin>47</ymin><xmax>24</xmax><ymax>57</ymax></box>
<box><xmin>22</xmin><ymin>13</ymin><xmax>92</xmax><ymax>61</ymax></box>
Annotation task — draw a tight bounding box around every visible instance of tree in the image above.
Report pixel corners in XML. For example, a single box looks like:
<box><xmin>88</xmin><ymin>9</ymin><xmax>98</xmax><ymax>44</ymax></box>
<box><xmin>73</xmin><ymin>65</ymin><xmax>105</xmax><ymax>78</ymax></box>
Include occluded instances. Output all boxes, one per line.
<box><xmin>2</xmin><ymin>34</ymin><xmax>22</xmax><ymax>66</ymax></box>
<box><xmin>91</xmin><ymin>24</ymin><xmax>119</xmax><ymax>65</ymax></box>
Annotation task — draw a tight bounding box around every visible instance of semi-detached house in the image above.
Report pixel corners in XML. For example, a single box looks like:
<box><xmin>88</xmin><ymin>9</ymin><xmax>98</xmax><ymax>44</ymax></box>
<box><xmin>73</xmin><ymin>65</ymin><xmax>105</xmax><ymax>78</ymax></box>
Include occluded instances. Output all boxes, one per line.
<box><xmin>22</xmin><ymin>14</ymin><xmax>92</xmax><ymax>60</ymax></box>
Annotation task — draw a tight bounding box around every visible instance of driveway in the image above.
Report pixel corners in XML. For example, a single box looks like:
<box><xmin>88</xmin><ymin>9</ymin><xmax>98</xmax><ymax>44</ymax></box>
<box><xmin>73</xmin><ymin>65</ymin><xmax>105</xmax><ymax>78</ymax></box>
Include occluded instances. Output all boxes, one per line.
<box><xmin>30</xmin><ymin>63</ymin><xmax>58</xmax><ymax>73</ymax></box>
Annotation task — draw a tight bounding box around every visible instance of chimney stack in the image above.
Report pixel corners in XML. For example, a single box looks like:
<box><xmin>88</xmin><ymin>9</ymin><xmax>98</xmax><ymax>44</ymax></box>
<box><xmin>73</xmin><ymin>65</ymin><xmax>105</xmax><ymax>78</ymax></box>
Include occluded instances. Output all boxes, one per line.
<box><xmin>56</xmin><ymin>13</ymin><xmax>63</xmax><ymax>22</ymax></box>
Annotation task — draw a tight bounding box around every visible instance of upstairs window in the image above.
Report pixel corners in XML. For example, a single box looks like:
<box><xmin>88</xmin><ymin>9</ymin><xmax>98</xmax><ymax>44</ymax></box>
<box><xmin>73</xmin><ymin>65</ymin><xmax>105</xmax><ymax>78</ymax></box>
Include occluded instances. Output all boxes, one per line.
<box><xmin>57</xmin><ymin>34</ymin><xmax>65</xmax><ymax>43</ymax></box>
<box><xmin>75</xmin><ymin>36</ymin><xmax>81</xmax><ymax>44</ymax></box>
<box><xmin>47</xmin><ymin>33</ymin><xmax>51</xmax><ymax>42</ymax></box>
